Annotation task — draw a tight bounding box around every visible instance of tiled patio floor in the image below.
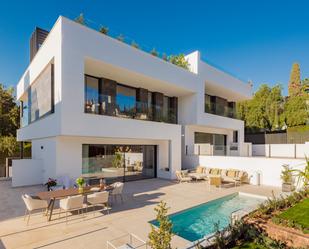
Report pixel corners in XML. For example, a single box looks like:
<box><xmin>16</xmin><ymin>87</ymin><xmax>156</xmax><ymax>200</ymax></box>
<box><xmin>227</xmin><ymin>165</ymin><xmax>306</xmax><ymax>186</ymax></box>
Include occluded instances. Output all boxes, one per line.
<box><xmin>0</xmin><ymin>179</ymin><xmax>282</xmax><ymax>249</ymax></box>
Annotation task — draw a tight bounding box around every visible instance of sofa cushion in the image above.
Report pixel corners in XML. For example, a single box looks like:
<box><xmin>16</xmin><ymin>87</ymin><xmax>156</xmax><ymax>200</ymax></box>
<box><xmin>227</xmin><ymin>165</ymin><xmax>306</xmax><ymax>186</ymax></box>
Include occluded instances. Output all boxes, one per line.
<box><xmin>220</xmin><ymin>169</ymin><xmax>227</xmax><ymax>176</ymax></box>
<box><xmin>227</xmin><ymin>170</ymin><xmax>236</xmax><ymax>178</ymax></box>
<box><xmin>204</xmin><ymin>168</ymin><xmax>212</xmax><ymax>175</ymax></box>
<box><xmin>181</xmin><ymin>170</ymin><xmax>189</xmax><ymax>177</ymax></box>
<box><xmin>238</xmin><ymin>171</ymin><xmax>245</xmax><ymax>178</ymax></box>
<box><xmin>211</xmin><ymin>168</ymin><xmax>220</xmax><ymax>175</ymax></box>
<box><xmin>196</xmin><ymin>166</ymin><xmax>204</xmax><ymax>174</ymax></box>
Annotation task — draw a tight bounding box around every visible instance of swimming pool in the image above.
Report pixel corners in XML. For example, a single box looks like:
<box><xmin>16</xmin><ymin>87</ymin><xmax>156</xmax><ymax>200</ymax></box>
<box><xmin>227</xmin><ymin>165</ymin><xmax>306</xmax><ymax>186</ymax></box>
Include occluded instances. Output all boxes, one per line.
<box><xmin>150</xmin><ymin>193</ymin><xmax>265</xmax><ymax>242</ymax></box>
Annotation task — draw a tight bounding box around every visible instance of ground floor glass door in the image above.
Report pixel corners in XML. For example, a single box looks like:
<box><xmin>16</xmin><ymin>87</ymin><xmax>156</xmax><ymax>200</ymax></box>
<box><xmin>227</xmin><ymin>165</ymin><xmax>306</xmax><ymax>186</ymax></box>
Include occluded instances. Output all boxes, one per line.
<box><xmin>82</xmin><ymin>144</ymin><xmax>156</xmax><ymax>184</ymax></box>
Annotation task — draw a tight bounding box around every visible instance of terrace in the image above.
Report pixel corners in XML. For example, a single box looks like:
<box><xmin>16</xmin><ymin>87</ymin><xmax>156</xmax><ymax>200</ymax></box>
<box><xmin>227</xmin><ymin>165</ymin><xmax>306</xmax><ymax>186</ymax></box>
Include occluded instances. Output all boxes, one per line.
<box><xmin>0</xmin><ymin>178</ymin><xmax>282</xmax><ymax>249</ymax></box>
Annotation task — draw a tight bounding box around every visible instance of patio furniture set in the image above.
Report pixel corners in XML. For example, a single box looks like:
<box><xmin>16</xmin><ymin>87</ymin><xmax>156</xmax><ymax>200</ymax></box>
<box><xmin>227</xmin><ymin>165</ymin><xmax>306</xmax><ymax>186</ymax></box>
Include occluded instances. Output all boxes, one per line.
<box><xmin>176</xmin><ymin>166</ymin><xmax>249</xmax><ymax>188</ymax></box>
<box><xmin>22</xmin><ymin>181</ymin><xmax>124</xmax><ymax>225</ymax></box>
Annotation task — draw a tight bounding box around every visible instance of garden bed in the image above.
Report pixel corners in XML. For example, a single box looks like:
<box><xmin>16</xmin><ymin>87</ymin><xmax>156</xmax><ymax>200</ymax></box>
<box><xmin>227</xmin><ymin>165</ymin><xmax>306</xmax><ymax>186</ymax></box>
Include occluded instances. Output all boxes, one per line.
<box><xmin>231</xmin><ymin>242</ymin><xmax>268</xmax><ymax>249</ymax></box>
<box><xmin>245</xmin><ymin>189</ymin><xmax>309</xmax><ymax>248</ymax></box>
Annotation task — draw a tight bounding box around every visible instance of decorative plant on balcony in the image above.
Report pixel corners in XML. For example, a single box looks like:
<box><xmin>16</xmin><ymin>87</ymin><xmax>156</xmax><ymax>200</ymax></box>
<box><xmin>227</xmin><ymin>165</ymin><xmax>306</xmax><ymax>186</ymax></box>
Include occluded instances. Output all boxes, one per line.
<box><xmin>150</xmin><ymin>48</ymin><xmax>158</xmax><ymax>57</ymax></box>
<box><xmin>280</xmin><ymin>164</ymin><xmax>294</xmax><ymax>192</ymax></box>
<box><xmin>75</xmin><ymin>13</ymin><xmax>85</xmax><ymax>25</ymax></box>
<box><xmin>131</xmin><ymin>40</ymin><xmax>139</xmax><ymax>49</ymax></box>
<box><xmin>76</xmin><ymin>177</ymin><xmax>85</xmax><ymax>191</ymax></box>
<box><xmin>99</xmin><ymin>26</ymin><xmax>109</xmax><ymax>35</ymax></box>
<box><xmin>116</xmin><ymin>34</ymin><xmax>125</xmax><ymax>42</ymax></box>
<box><xmin>45</xmin><ymin>178</ymin><xmax>57</xmax><ymax>191</ymax></box>
<box><xmin>148</xmin><ymin>201</ymin><xmax>173</xmax><ymax>249</ymax></box>
<box><xmin>168</xmin><ymin>54</ymin><xmax>190</xmax><ymax>70</ymax></box>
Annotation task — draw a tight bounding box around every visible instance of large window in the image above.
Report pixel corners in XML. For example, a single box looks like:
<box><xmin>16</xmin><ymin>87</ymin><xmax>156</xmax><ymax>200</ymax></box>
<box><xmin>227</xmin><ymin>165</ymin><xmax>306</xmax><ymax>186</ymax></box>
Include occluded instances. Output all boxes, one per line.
<box><xmin>20</xmin><ymin>64</ymin><xmax>54</xmax><ymax>127</ymax></box>
<box><xmin>204</xmin><ymin>94</ymin><xmax>236</xmax><ymax>119</ymax></box>
<box><xmin>82</xmin><ymin>144</ymin><xmax>157</xmax><ymax>184</ymax></box>
<box><xmin>84</xmin><ymin>75</ymin><xmax>178</xmax><ymax>124</ymax></box>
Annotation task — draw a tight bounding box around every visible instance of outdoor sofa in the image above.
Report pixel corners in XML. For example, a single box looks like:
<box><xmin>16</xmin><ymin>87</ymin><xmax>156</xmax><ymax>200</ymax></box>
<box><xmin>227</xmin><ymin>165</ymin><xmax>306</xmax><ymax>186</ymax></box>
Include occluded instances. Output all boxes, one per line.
<box><xmin>191</xmin><ymin>166</ymin><xmax>250</xmax><ymax>185</ymax></box>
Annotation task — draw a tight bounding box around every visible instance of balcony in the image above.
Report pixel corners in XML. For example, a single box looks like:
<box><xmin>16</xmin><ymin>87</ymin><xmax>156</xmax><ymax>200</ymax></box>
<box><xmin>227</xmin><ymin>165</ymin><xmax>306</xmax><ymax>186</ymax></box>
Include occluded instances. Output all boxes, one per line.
<box><xmin>205</xmin><ymin>103</ymin><xmax>237</xmax><ymax>119</ymax></box>
<box><xmin>85</xmin><ymin>94</ymin><xmax>177</xmax><ymax>124</ymax></box>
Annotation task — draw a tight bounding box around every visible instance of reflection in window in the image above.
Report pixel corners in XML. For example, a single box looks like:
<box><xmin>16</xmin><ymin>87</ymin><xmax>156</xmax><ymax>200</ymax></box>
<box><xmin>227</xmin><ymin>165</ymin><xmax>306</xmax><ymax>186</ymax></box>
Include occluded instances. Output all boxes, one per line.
<box><xmin>82</xmin><ymin>144</ymin><xmax>156</xmax><ymax>184</ymax></box>
<box><xmin>20</xmin><ymin>63</ymin><xmax>54</xmax><ymax>126</ymax></box>
<box><xmin>85</xmin><ymin>76</ymin><xmax>99</xmax><ymax>114</ymax></box>
<box><xmin>116</xmin><ymin>85</ymin><xmax>136</xmax><ymax>117</ymax></box>
<box><xmin>30</xmin><ymin>64</ymin><xmax>53</xmax><ymax>122</ymax></box>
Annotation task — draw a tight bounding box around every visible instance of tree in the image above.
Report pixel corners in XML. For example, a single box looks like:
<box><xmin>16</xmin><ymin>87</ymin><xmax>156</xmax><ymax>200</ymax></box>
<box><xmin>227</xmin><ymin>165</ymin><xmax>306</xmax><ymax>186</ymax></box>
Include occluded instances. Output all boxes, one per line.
<box><xmin>0</xmin><ymin>83</ymin><xmax>20</xmax><ymax>164</ymax></box>
<box><xmin>302</xmin><ymin>78</ymin><xmax>309</xmax><ymax>94</ymax></box>
<box><xmin>0</xmin><ymin>83</ymin><xmax>19</xmax><ymax>136</ymax></box>
<box><xmin>288</xmin><ymin>63</ymin><xmax>302</xmax><ymax>96</ymax></box>
<box><xmin>283</xmin><ymin>95</ymin><xmax>308</xmax><ymax>127</ymax></box>
<box><xmin>168</xmin><ymin>54</ymin><xmax>190</xmax><ymax>70</ymax></box>
<box><xmin>237</xmin><ymin>84</ymin><xmax>284</xmax><ymax>132</ymax></box>
<box><xmin>75</xmin><ymin>13</ymin><xmax>85</xmax><ymax>25</ymax></box>
<box><xmin>148</xmin><ymin>201</ymin><xmax>173</xmax><ymax>249</ymax></box>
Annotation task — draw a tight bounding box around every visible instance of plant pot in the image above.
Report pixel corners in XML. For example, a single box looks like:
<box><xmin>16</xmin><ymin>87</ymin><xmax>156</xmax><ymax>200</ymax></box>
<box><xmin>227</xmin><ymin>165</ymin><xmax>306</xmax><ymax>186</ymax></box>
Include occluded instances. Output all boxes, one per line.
<box><xmin>78</xmin><ymin>186</ymin><xmax>84</xmax><ymax>193</ymax></box>
<box><xmin>282</xmin><ymin>183</ymin><xmax>294</xmax><ymax>192</ymax></box>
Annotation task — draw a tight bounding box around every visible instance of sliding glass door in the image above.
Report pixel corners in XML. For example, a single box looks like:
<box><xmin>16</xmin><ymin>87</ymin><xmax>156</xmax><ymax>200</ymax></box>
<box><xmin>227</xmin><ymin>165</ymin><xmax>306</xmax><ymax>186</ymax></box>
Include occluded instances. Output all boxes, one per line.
<box><xmin>82</xmin><ymin>144</ymin><xmax>156</xmax><ymax>184</ymax></box>
<box><xmin>194</xmin><ymin>132</ymin><xmax>227</xmax><ymax>155</ymax></box>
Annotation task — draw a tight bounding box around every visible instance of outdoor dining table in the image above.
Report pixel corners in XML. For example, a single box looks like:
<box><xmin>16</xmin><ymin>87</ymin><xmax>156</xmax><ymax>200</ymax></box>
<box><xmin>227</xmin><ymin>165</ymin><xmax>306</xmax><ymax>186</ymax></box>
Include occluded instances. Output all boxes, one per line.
<box><xmin>37</xmin><ymin>184</ymin><xmax>113</xmax><ymax>221</ymax></box>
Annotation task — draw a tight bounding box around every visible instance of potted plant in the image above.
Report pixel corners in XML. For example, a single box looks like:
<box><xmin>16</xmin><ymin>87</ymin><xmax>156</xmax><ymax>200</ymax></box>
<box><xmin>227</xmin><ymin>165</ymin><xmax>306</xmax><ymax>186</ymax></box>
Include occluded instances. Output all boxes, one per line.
<box><xmin>45</xmin><ymin>178</ymin><xmax>57</xmax><ymax>191</ymax></box>
<box><xmin>76</xmin><ymin>177</ymin><xmax>85</xmax><ymax>192</ymax></box>
<box><xmin>150</xmin><ymin>48</ymin><xmax>158</xmax><ymax>57</ymax></box>
<box><xmin>99</xmin><ymin>26</ymin><xmax>109</xmax><ymax>35</ymax></box>
<box><xmin>291</xmin><ymin>156</ymin><xmax>309</xmax><ymax>188</ymax></box>
<box><xmin>281</xmin><ymin>164</ymin><xmax>294</xmax><ymax>192</ymax></box>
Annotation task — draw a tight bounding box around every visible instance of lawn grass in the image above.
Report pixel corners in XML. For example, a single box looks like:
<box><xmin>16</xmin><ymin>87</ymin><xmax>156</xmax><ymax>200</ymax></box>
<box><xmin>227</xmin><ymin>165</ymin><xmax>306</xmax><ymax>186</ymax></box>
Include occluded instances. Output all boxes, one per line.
<box><xmin>231</xmin><ymin>242</ymin><xmax>268</xmax><ymax>249</ymax></box>
<box><xmin>277</xmin><ymin>198</ymin><xmax>309</xmax><ymax>233</ymax></box>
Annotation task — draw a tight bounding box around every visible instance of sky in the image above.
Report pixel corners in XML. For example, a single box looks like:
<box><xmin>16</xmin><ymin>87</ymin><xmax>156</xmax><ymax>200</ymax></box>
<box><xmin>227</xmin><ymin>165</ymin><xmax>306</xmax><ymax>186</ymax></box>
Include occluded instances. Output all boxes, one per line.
<box><xmin>0</xmin><ymin>0</ymin><xmax>308</xmax><ymax>95</ymax></box>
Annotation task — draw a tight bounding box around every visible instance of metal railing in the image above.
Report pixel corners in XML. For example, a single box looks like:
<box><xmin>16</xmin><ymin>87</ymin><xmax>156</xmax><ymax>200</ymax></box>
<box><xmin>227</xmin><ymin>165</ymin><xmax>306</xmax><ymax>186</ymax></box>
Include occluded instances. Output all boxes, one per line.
<box><xmin>107</xmin><ymin>233</ymin><xmax>147</xmax><ymax>249</ymax></box>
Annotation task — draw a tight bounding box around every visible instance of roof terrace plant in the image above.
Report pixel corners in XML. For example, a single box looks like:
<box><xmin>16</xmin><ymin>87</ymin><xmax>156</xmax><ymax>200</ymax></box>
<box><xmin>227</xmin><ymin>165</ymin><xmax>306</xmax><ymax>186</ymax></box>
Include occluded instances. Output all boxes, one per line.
<box><xmin>99</xmin><ymin>26</ymin><xmax>109</xmax><ymax>35</ymax></box>
<box><xmin>168</xmin><ymin>54</ymin><xmax>190</xmax><ymax>70</ymax></box>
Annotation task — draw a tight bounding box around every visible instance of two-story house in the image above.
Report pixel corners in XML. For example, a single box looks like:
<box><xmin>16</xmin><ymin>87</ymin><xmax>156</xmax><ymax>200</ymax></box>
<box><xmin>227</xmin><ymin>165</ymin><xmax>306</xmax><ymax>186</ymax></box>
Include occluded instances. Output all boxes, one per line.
<box><xmin>15</xmin><ymin>16</ymin><xmax>251</xmax><ymax>186</ymax></box>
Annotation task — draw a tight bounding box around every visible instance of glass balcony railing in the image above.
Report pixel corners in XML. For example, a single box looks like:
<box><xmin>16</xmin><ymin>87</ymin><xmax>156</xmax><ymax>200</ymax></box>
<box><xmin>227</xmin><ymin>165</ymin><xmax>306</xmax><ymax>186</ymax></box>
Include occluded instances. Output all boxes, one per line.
<box><xmin>205</xmin><ymin>103</ymin><xmax>237</xmax><ymax>119</ymax></box>
<box><xmin>85</xmin><ymin>94</ymin><xmax>177</xmax><ymax>124</ymax></box>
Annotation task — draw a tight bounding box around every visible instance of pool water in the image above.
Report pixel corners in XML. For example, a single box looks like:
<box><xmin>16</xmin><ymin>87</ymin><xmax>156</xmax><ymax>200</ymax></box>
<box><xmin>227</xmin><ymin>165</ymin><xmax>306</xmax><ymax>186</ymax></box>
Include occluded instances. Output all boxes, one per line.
<box><xmin>150</xmin><ymin>193</ymin><xmax>264</xmax><ymax>242</ymax></box>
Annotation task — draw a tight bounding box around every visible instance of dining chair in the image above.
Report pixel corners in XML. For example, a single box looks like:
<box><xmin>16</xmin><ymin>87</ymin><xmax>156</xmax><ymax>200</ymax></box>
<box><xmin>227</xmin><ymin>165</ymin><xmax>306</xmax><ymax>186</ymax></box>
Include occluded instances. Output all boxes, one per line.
<box><xmin>22</xmin><ymin>194</ymin><xmax>48</xmax><ymax>225</ymax></box>
<box><xmin>110</xmin><ymin>182</ymin><xmax>124</xmax><ymax>203</ymax></box>
<box><xmin>58</xmin><ymin>195</ymin><xmax>84</xmax><ymax>223</ymax></box>
<box><xmin>87</xmin><ymin>191</ymin><xmax>110</xmax><ymax>216</ymax></box>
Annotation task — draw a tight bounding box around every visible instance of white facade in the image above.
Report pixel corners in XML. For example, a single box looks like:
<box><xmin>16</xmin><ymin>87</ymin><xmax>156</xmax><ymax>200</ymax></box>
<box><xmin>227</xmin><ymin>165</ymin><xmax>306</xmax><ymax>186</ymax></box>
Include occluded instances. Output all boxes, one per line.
<box><xmin>14</xmin><ymin>16</ymin><xmax>252</xmax><ymax>186</ymax></box>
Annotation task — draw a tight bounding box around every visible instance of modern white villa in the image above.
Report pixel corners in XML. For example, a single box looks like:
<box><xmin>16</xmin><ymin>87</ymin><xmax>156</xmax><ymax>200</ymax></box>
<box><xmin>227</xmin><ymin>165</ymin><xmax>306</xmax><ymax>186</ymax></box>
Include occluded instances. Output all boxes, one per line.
<box><xmin>2</xmin><ymin>15</ymin><xmax>308</xmax><ymax>249</ymax></box>
<box><xmin>14</xmin><ymin>16</ymin><xmax>252</xmax><ymax>187</ymax></box>
<box><xmin>14</xmin><ymin>16</ymin><xmax>308</xmax><ymax>189</ymax></box>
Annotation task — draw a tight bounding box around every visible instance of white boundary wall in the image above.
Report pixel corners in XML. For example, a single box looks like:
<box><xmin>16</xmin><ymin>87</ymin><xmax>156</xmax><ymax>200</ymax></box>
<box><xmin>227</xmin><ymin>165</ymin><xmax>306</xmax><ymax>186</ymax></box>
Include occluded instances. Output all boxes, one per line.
<box><xmin>184</xmin><ymin>155</ymin><xmax>306</xmax><ymax>187</ymax></box>
<box><xmin>252</xmin><ymin>142</ymin><xmax>309</xmax><ymax>158</ymax></box>
<box><xmin>12</xmin><ymin>159</ymin><xmax>43</xmax><ymax>187</ymax></box>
